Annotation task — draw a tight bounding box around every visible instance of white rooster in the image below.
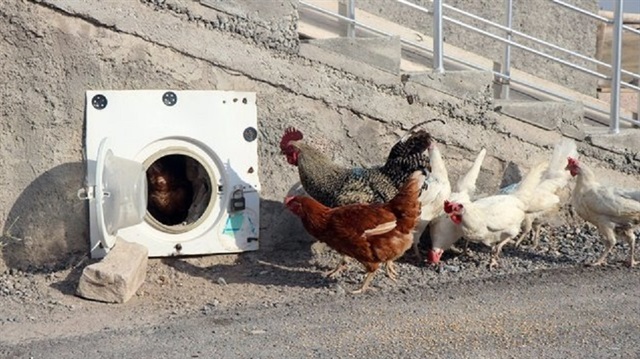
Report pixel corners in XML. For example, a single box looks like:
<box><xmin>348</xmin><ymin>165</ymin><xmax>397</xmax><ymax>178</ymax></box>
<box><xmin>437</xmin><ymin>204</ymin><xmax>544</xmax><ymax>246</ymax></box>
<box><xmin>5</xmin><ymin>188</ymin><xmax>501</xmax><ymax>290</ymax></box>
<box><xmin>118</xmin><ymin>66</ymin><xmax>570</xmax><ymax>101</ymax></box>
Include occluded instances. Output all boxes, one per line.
<box><xmin>500</xmin><ymin>138</ymin><xmax>578</xmax><ymax>249</ymax></box>
<box><xmin>565</xmin><ymin>157</ymin><xmax>640</xmax><ymax>267</ymax></box>
<box><xmin>410</xmin><ymin>141</ymin><xmax>451</xmax><ymax>260</ymax></box>
<box><xmin>443</xmin><ymin>161</ymin><xmax>547</xmax><ymax>269</ymax></box>
<box><xmin>426</xmin><ymin>148</ymin><xmax>487</xmax><ymax>264</ymax></box>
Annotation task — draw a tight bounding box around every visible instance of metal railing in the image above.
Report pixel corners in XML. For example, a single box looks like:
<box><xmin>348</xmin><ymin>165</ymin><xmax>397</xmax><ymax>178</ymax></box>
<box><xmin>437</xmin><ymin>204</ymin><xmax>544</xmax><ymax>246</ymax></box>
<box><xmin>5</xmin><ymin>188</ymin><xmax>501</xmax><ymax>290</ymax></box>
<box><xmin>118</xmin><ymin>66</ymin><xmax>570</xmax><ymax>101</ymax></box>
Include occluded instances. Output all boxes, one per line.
<box><xmin>299</xmin><ymin>0</ymin><xmax>640</xmax><ymax>134</ymax></box>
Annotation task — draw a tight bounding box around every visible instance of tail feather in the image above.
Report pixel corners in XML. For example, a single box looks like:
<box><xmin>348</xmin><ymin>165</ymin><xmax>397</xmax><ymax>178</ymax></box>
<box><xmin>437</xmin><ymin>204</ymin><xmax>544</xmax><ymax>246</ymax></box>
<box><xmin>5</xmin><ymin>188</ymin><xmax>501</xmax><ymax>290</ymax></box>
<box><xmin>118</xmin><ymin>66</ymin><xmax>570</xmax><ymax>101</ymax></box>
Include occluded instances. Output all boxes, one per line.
<box><xmin>513</xmin><ymin>161</ymin><xmax>548</xmax><ymax>205</ymax></box>
<box><xmin>454</xmin><ymin>148</ymin><xmax>487</xmax><ymax>195</ymax></box>
<box><xmin>386</xmin><ymin>129</ymin><xmax>432</xmax><ymax>162</ymax></box>
<box><xmin>386</xmin><ymin>119</ymin><xmax>445</xmax><ymax>162</ymax></box>
<box><xmin>543</xmin><ymin>138</ymin><xmax>577</xmax><ymax>181</ymax></box>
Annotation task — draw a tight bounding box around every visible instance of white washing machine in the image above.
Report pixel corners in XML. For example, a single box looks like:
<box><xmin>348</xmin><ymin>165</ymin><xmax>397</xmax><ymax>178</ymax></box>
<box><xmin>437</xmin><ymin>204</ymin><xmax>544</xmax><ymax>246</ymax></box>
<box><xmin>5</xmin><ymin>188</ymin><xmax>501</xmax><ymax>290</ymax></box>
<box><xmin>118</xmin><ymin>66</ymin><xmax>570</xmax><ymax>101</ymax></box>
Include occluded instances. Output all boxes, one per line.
<box><xmin>80</xmin><ymin>90</ymin><xmax>260</xmax><ymax>258</ymax></box>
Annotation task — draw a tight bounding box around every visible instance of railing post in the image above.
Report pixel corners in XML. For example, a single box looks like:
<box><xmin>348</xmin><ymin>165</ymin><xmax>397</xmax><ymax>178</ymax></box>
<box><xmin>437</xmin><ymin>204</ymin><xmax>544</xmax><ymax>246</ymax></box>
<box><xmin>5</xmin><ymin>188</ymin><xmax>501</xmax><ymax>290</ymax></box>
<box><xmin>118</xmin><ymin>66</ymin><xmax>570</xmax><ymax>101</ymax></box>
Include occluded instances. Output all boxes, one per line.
<box><xmin>502</xmin><ymin>0</ymin><xmax>513</xmax><ymax>99</ymax></box>
<box><xmin>433</xmin><ymin>0</ymin><xmax>445</xmax><ymax>73</ymax></box>
<box><xmin>338</xmin><ymin>0</ymin><xmax>356</xmax><ymax>38</ymax></box>
<box><xmin>609</xmin><ymin>0</ymin><xmax>624</xmax><ymax>134</ymax></box>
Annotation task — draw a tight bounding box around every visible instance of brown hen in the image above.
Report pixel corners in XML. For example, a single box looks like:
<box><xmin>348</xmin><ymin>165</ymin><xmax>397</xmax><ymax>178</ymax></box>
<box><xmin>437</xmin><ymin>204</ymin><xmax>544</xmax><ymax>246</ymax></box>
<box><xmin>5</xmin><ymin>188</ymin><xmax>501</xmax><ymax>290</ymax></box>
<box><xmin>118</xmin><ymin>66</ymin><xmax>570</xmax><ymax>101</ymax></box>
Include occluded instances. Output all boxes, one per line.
<box><xmin>147</xmin><ymin>156</ymin><xmax>194</xmax><ymax>226</ymax></box>
<box><xmin>285</xmin><ymin>170</ymin><xmax>425</xmax><ymax>293</ymax></box>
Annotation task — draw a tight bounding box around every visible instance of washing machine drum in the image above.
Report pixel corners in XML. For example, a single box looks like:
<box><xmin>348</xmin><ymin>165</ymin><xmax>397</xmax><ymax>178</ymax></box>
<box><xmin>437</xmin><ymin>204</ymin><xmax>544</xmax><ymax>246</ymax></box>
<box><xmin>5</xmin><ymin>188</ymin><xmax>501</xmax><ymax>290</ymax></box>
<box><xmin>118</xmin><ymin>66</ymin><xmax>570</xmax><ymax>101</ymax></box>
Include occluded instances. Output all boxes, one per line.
<box><xmin>93</xmin><ymin>137</ymin><xmax>148</xmax><ymax>249</ymax></box>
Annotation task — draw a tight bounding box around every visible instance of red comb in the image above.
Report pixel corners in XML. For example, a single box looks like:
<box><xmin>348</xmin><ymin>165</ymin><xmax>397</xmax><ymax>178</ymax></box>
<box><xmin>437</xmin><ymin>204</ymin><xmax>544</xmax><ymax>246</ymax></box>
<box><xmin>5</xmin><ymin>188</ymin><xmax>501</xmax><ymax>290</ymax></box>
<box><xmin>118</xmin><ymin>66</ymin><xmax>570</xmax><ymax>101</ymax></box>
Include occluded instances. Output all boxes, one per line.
<box><xmin>444</xmin><ymin>200</ymin><xmax>454</xmax><ymax>214</ymax></box>
<box><xmin>280</xmin><ymin>127</ymin><xmax>303</xmax><ymax>152</ymax></box>
<box><xmin>567</xmin><ymin>157</ymin><xmax>578</xmax><ymax>166</ymax></box>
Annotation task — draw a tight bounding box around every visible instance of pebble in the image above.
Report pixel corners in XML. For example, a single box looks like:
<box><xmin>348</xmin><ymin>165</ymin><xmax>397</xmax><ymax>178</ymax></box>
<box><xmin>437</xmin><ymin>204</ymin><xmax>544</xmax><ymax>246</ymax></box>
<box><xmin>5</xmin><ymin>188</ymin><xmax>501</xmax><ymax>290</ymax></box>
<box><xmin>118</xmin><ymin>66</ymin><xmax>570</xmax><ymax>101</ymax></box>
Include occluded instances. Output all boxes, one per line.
<box><xmin>217</xmin><ymin>277</ymin><xmax>228</xmax><ymax>286</ymax></box>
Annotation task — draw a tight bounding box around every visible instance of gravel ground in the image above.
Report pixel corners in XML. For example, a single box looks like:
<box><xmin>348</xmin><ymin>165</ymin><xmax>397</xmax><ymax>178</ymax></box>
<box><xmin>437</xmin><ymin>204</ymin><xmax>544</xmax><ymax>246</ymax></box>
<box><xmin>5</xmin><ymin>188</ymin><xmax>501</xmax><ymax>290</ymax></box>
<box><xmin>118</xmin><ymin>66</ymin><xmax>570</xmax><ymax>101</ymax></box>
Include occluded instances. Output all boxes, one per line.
<box><xmin>0</xmin><ymin>221</ymin><xmax>638</xmax><ymax>350</ymax></box>
<box><xmin>2</xmin><ymin>258</ymin><xmax>639</xmax><ymax>358</ymax></box>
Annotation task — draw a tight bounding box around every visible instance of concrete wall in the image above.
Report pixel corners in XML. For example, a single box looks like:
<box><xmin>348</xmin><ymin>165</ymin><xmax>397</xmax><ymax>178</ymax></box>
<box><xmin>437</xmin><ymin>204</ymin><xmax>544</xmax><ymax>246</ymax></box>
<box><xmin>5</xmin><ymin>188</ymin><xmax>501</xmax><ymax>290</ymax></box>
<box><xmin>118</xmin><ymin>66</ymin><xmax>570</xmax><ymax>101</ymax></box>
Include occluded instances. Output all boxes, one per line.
<box><xmin>357</xmin><ymin>0</ymin><xmax>600</xmax><ymax>96</ymax></box>
<box><xmin>0</xmin><ymin>0</ymin><xmax>637</xmax><ymax>272</ymax></box>
<box><xmin>142</xmin><ymin>0</ymin><xmax>300</xmax><ymax>53</ymax></box>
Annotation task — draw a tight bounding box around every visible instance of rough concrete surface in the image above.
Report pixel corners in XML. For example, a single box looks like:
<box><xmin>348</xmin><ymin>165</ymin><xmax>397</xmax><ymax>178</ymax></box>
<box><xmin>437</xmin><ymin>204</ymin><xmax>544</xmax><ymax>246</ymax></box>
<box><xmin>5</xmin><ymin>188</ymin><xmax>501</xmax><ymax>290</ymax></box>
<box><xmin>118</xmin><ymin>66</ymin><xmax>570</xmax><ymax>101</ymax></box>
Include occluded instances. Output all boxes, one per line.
<box><xmin>495</xmin><ymin>100</ymin><xmax>585</xmax><ymax>140</ymax></box>
<box><xmin>0</xmin><ymin>0</ymin><xmax>638</xmax><ymax>273</ymax></box>
<box><xmin>407</xmin><ymin>70</ymin><xmax>495</xmax><ymax>100</ymax></box>
<box><xmin>76</xmin><ymin>238</ymin><xmax>148</xmax><ymax>303</ymax></box>
<box><xmin>0</xmin><ymin>2</ymin><xmax>639</xmax><ymax>354</ymax></box>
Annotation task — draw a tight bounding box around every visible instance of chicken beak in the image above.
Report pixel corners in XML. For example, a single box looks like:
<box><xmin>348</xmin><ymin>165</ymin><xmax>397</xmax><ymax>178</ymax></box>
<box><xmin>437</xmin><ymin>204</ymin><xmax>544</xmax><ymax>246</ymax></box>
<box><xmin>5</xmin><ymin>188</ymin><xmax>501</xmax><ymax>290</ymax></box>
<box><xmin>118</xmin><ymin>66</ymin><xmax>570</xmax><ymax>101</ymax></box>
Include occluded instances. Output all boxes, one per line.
<box><xmin>426</xmin><ymin>249</ymin><xmax>444</xmax><ymax>264</ymax></box>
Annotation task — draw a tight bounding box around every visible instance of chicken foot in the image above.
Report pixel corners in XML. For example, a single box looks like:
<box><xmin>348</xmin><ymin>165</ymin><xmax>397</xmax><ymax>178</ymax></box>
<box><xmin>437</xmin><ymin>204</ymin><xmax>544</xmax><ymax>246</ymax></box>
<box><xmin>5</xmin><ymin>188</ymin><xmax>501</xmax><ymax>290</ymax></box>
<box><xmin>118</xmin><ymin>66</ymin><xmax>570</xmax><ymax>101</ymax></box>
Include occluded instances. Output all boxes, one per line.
<box><xmin>514</xmin><ymin>216</ymin><xmax>534</xmax><ymax>248</ymax></box>
<box><xmin>530</xmin><ymin>223</ymin><xmax>542</xmax><ymax>250</ymax></box>
<box><xmin>589</xmin><ymin>225</ymin><xmax>616</xmax><ymax>267</ymax></box>
<box><xmin>622</xmin><ymin>228</ymin><xmax>637</xmax><ymax>268</ymax></box>
<box><xmin>489</xmin><ymin>237</ymin><xmax>513</xmax><ymax>270</ymax></box>
<box><xmin>325</xmin><ymin>256</ymin><xmax>350</xmax><ymax>278</ymax></box>
<box><xmin>385</xmin><ymin>261</ymin><xmax>398</xmax><ymax>282</ymax></box>
<box><xmin>351</xmin><ymin>271</ymin><xmax>377</xmax><ymax>294</ymax></box>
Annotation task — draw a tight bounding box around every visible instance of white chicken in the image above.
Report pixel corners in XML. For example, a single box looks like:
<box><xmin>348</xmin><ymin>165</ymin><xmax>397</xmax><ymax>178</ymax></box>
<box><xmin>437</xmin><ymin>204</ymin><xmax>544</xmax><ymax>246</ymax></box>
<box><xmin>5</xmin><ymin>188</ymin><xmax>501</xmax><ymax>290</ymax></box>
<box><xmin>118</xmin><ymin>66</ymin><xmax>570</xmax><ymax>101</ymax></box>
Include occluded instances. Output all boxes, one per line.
<box><xmin>443</xmin><ymin>161</ymin><xmax>547</xmax><ymax>269</ymax></box>
<box><xmin>426</xmin><ymin>148</ymin><xmax>487</xmax><ymax>264</ymax></box>
<box><xmin>410</xmin><ymin>141</ymin><xmax>451</xmax><ymax>260</ymax></box>
<box><xmin>500</xmin><ymin>138</ymin><xmax>578</xmax><ymax>249</ymax></box>
<box><xmin>565</xmin><ymin>157</ymin><xmax>640</xmax><ymax>267</ymax></box>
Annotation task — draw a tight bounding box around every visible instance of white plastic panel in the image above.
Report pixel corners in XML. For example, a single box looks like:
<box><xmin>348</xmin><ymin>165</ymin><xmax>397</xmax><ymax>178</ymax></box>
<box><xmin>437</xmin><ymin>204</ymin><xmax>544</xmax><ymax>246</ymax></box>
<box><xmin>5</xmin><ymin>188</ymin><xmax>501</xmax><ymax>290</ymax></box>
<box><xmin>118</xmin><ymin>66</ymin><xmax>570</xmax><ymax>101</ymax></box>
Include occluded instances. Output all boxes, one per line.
<box><xmin>93</xmin><ymin>137</ymin><xmax>148</xmax><ymax>250</ymax></box>
<box><xmin>84</xmin><ymin>90</ymin><xmax>260</xmax><ymax>258</ymax></box>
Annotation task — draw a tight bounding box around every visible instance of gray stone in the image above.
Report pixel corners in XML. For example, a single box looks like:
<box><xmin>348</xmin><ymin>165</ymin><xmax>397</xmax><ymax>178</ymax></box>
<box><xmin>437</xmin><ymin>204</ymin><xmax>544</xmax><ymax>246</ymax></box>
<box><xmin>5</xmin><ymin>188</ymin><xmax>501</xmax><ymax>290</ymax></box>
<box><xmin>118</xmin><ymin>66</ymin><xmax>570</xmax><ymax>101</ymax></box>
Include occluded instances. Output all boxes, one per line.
<box><xmin>76</xmin><ymin>239</ymin><xmax>148</xmax><ymax>303</ymax></box>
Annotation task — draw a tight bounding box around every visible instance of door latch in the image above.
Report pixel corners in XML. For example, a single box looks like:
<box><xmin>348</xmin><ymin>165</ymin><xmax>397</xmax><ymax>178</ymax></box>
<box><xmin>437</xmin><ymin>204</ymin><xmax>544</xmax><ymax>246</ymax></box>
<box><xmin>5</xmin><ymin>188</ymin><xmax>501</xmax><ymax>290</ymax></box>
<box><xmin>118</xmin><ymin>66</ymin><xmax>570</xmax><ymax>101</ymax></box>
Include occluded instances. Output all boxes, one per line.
<box><xmin>230</xmin><ymin>187</ymin><xmax>246</xmax><ymax>212</ymax></box>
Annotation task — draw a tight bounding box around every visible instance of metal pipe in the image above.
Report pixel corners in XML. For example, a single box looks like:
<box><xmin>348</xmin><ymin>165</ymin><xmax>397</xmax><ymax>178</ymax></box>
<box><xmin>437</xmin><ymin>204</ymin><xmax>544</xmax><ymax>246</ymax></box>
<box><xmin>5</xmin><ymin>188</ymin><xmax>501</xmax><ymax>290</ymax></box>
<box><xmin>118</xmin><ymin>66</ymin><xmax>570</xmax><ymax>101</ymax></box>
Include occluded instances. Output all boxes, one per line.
<box><xmin>609</xmin><ymin>0</ymin><xmax>624</xmax><ymax>134</ymax></box>
<box><xmin>444</xmin><ymin>15</ymin><xmax>610</xmax><ymax>79</ymax></box>
<box><xmin>346</xmin><ymin>0</ymin><xmax>356</xmax><ymax>38</ymax></box>
<box><xmin>402</xmin><ymin>0</ymin><xmax>640</xmax><ymax>81</ymax></box>
<box><xmin>502</xmin><ymin>0</ymin><xmax>513</xmax><ymax>99</ymax></box>
<box><xmin>549</xmin><ymin>0</ymin><xmax>612</xmax><ymax>23</ymax></box>
<box><xmin>432</xmin><ymin>0</ymin><xmax>445</xmax><ymax>73</ymax></box>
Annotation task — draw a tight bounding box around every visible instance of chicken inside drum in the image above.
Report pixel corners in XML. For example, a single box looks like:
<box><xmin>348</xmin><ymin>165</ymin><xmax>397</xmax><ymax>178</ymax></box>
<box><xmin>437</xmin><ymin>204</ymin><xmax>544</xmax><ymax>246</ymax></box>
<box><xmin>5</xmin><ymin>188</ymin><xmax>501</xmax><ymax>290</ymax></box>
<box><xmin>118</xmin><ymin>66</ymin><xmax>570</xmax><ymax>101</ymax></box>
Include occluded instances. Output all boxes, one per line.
<box><xmin>565</xmin><ymin>157</ymin><xmax>640</xmax><ymax>267</ymax></box>
<box><xmin>285</xmin><ymin>170</ymin><xmax>426</xmax><ymax>293</ymax></box>
<box><xmin>147</xmin><ymin>155</ymin><xmax>194</xmax><ymax>226</ymax></box>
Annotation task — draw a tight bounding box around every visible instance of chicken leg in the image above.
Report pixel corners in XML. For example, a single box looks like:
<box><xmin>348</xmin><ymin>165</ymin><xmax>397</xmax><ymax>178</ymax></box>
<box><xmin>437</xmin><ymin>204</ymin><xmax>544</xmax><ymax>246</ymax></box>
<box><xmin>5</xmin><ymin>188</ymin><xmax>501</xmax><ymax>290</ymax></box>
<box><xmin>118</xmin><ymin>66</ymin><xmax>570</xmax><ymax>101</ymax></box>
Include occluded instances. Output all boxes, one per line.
<box><xmin>351</xmin><ymin>271</ymin><xmax>377</xmax><ymax>294</ymax></box>
<box><xmin>514</xmin><ymin>216</ymin><xmax>534</xmax><ymax>248</ymax></box>
<box><xmin>622</xmin><ymin>228</ymin><xmax>637</xmax><ymax>268</ymax></box>
<box><xmin>530</xmin><ymin>222</ymin><xmax>543</xmax><ymax>249</ymax></box>
<box><xmin>385</xmin><ymin>261</ymin><xmax>398</xmax><ymax>281</ymax></box>
<box><xmin>590</xmin><ymin>225</ymin><xmax>616</xmax><ymax>267</ymax></box>
<box><xmin>489</xmin><ymin>237</ymin><xmax>513</xmax><ymax>270</ymax></box>
<box><xmin>325</xmin><ymin>256</ymin><xmax>350</xmax><ymax>278</ymax></box>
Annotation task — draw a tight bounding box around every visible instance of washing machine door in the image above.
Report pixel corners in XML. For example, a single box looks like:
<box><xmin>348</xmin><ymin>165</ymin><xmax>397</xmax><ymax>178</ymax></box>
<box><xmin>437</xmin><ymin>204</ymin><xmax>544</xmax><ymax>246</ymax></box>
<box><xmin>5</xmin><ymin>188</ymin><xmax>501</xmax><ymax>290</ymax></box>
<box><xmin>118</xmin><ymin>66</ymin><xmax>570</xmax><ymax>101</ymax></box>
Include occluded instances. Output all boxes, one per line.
<box><xmin>93</xmin><ymin>137</ymin><xmax>148</xmax><ymax>250</ymax></box>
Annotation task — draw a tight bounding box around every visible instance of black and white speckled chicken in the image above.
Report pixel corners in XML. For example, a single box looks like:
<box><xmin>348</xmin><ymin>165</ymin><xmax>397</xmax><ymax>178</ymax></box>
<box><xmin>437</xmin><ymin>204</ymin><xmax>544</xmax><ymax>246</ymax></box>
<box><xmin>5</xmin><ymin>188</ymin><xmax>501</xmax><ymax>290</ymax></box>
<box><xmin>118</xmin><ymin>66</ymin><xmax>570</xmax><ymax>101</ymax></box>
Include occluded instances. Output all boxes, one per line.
<box><xmin>280</xmin><ymin>120</ymin><xmax>441</xmax><ymax>209</ymax></box>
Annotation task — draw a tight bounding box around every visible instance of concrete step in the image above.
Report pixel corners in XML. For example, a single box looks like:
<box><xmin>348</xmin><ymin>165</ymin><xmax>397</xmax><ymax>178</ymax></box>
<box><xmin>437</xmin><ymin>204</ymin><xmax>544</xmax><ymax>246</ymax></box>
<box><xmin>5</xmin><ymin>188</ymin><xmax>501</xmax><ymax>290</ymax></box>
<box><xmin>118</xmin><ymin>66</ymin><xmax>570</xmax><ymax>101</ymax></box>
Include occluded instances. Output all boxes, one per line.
<box><xmin>494</xmin><ymin>100</ymin><xmax>585</xmax><ymax>140</ymax></box>
<box><xmin>300</xmin><ymin>37</ymin><xmax>402</xmax><ymax>76</ymax></box>
<box><xmin>298</xmin><ymin>0</ymin><xmax>637</xmax><ymax>127</ymax></box>
<box><xmin>404</xmin><ymin>70</ymin><xmax>494</xmax><ymax>99</ymax></box>
<box><xmin>584</xmin><ymin>126</ymin><xmax>640</xmax><ymax>155</ymax></box>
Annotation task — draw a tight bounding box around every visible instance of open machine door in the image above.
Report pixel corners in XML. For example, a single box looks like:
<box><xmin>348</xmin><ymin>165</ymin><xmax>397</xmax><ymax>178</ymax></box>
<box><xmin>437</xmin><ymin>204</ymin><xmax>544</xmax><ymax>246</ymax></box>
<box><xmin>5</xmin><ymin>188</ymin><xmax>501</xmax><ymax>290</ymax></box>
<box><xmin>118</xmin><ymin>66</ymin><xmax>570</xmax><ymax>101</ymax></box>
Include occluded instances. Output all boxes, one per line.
<box><xmin>81</xmin><ymin>137</ymin><xmax>148</xmax><ymax>251</ymax></box>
